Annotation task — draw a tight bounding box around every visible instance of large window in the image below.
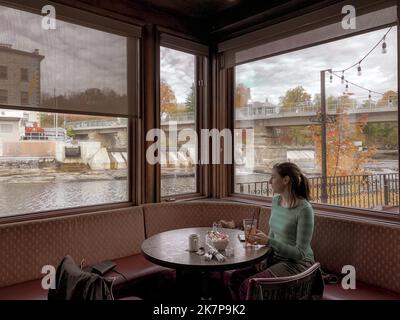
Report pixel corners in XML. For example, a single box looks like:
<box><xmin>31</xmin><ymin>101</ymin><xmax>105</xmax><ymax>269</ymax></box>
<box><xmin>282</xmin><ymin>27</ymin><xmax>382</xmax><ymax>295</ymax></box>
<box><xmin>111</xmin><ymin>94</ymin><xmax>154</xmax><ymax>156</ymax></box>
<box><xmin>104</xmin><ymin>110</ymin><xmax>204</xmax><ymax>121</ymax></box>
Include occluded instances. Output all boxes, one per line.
<box><xmin>160</xmin><ymin>46</ymin><xmax>197</xmax><ymax>197</ymax></box>
<box><xmin>0</xmin><ymin>4</ymin><xmax>136</xmax><ymax>217</ymax></box>
<box><xmin>234</xmin><ymin>27</ymin><xmax>398</xmax><ymax>214</ymax></box>
<box><xmin>0</xmin><ymin>108</ymin><xmax>128</xmax><ymax>217</ymax></box>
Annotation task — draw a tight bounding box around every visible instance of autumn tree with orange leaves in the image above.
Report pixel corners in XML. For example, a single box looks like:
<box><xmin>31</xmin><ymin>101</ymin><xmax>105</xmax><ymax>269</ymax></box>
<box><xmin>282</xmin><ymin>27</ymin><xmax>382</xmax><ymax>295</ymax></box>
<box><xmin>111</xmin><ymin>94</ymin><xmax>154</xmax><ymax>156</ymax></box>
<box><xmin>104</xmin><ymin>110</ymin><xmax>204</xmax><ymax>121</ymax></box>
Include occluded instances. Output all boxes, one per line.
<box><xmin>160</xmin><ymin>79</ymin><xmax>178</xmax><ymax>114</ymax></box>
<box><xmin>235</xmin><ymin>83</ymin><xmax>251</xmax><ymax>108</ymax></box>
<box><xmin>309</xmin><ymin>100</ymin><xmax>376</xmax><ymax>176</ymax></box>
<box><xmin>377</xmin><ymin>90</ymin><xmax>398</xmax><ymax>107</ymax></box>
<box><xmin>279</xmin><ymin>86</ymin><xmax>311</xmax><ymax>111</ymax></box>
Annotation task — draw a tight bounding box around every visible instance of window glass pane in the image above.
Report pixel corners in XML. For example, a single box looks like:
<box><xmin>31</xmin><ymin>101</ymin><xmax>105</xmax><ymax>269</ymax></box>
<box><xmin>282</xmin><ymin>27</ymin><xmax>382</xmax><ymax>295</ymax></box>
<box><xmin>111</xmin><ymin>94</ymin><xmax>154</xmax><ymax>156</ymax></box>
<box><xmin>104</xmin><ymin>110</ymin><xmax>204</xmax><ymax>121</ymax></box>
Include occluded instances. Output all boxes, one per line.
<box><xmin>20</xmin><ymin>68</ymin><xmax>28</xmax><ymax>82</ymax></box>
<box><xmin>160</xmin><ymin>46</ymin><xmax>196</xmax><ymax>197</ymax></box>
<box><xmin>0</xmin><ymin>4</ymin><xmax>131</xmax><ymax>217</ymax></box>
<box><xmin>20</xmin><ymin>91</ymin><xmax>28</xmax><ymax>105</ymax></box>
<box><xmin>234</xmin><ymin>27</ymin><xmax>398</xmax><ymax>214</ymax></box>
<box><xmin>0</xmin><ymin>89</ymin><xmax>7</xmax><ymax>103</ymax></box>
<box><xmin>0</xmin><ymin>65</ymin><xmax>7</xmax><ymax>79</ymax></box>
<box><xmin>0</xmin><ymin>108</ymin><xmax>128</xmax><ymax>217</ymax></box>
<box><xmin>0</xmin><ymin>5</ymin><xmax>128</xmax><ymax>115</ymax></box>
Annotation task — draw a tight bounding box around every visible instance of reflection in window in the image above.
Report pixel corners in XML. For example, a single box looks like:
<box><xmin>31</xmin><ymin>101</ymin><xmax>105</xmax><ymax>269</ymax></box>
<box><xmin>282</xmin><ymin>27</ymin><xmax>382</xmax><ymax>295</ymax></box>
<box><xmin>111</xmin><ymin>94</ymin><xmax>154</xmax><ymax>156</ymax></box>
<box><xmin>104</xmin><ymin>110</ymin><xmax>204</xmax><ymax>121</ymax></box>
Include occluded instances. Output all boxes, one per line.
<box><xmin>160</xmin><ymin>47</ymin><xmax>196</xmax><ymax>197</ymax></box>
<box><xmin>0</xmin><ymin>109</ymin><xmax>128</xmax><ymax>217</ymax></box>
<box><xmin>234</xmin><ymin>27</ymin><xmax>398</xmax><ymax>213</ymax></box>
<box><xmin>0</xmin><ymin>5</ymin><xmax>127</xmax><ymax>113</ymax></box>
<box><xmin>0</xmin><ymin>5</ymin><xmax>130</xmax><ymax>217</ymax></box>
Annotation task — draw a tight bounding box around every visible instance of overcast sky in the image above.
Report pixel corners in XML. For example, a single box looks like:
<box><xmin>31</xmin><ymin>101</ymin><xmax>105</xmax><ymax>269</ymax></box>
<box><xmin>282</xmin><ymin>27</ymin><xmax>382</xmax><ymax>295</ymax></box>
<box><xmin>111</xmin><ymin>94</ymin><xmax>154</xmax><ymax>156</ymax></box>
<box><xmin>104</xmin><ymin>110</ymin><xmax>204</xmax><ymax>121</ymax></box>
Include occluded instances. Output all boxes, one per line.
<box><xmin>0</xmin><ymin>5</ymin><xmax>127</xmax><ymax>96</ymax></box>
<box><xmin>160</xmin><ymin>47</ymin><xmax>195</xmax><ymax>103</ymax></box>
<box><xmin>237</xmin><ymin>26</ymin><xmax>397</xmax><ymax>104</ymax></box>
<box><xmin>0</xmin><ymin>5</ymin><xmax>397</xmax><ymax>105</ymax></box>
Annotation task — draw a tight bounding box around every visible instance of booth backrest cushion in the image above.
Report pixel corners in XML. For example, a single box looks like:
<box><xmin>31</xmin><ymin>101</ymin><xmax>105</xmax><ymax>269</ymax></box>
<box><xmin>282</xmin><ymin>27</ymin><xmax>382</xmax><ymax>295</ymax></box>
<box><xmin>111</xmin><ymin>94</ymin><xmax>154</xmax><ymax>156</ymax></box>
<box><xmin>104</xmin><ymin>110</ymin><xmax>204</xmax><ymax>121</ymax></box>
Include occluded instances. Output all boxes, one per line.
<box><xmin>143</xmin><ymin>201</ymin><xmax>260</xmax><ymax>237</ymax></box>
<box><xmin>312</xmin><ymin>214</ymin><xmax>400</xmax><ymax>293</ymax></box>
<box><xmin>0</xmin><ymin>206</ymin><xmax>145</xmax><ymax>287</ymax></box>
<box><xmin>258</xmin><ymin>207</ymin><xmax>271</xmax><ymax>234</ymax></box>
<box><xmin>256</xmin><ymin>207</ymin><xmax>400</xmax><ymax>293</ymax></box>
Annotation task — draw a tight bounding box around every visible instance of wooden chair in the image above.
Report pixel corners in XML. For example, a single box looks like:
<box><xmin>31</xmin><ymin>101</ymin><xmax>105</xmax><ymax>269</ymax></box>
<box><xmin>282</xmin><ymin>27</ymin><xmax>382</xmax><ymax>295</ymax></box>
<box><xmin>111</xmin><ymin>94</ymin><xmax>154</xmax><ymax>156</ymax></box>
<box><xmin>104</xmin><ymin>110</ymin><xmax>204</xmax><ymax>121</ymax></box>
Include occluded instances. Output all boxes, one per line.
<box><xmin>246</xmin><ymin>262</ymin><xmax>323</xmax><ymax>300</ymax></box>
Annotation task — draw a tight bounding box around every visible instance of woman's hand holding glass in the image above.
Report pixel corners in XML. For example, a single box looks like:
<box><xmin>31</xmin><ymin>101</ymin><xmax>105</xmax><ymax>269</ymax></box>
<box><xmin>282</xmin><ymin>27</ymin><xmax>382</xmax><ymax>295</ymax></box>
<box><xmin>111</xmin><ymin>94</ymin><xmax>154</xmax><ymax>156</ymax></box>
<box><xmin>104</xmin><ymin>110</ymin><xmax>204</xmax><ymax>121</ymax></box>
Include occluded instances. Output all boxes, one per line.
<box><xmin>247</xmin><ymin>230</ymin><xmax>269</xmax><ymax>245</ymax></box>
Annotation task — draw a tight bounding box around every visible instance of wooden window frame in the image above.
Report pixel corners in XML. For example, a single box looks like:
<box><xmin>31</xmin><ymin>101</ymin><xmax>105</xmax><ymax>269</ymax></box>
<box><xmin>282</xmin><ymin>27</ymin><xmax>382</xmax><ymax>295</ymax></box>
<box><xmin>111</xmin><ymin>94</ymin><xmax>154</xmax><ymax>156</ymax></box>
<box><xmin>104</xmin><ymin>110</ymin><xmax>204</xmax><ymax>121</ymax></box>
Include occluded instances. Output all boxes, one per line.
<box><xmin>0</xmin><ymin>0</ymin><xmax>141</xmax><ymax>223</ymax></box>
<box><xmin>158</xmin><ymin>30</ymin><xmax>210</xmax><ymax>202</ymax></box>
<box><xmin>222</xmin><ymin>4</ymin><xmax>400</xmax><ymax>224</ymax></box>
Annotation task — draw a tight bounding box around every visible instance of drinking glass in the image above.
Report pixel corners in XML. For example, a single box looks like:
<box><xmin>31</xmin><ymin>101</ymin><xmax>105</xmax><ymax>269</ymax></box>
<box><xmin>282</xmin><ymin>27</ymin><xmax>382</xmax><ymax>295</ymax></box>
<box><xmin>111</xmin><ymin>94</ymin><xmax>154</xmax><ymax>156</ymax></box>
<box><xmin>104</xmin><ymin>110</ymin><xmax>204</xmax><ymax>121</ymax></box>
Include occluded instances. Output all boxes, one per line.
<box><xmin>243</xmin><ymin>218</ymin><xmax>257</xmax><ymax>246</ymax></box>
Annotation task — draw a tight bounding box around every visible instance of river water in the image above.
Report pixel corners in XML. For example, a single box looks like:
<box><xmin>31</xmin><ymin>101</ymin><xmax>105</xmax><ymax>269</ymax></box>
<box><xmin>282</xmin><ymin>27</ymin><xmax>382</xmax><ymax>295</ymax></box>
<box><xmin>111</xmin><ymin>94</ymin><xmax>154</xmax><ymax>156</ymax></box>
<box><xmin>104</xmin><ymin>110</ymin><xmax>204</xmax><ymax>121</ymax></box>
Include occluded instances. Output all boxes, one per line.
<box><xmin>0</xmin><ymin>180</ymin><xmax>128</xmax><ymax>217</ymax></box>
<box><xmin>1</xmin><ymin>159</ymin><xmax>397</xmax><ymax>217</ymax></box>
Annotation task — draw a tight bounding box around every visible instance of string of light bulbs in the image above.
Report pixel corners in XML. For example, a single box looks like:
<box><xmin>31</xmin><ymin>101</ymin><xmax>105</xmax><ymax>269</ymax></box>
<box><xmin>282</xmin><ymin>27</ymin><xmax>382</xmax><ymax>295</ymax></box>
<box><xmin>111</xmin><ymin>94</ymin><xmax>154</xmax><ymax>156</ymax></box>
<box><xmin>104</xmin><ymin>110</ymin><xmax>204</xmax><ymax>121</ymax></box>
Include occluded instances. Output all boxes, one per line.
<box><xmin>333</xmin><ymin>26</ymin><xmax>392</xmax><ymax>75</ymax></box>
<box><xmin>330</xmin><ymin>71</ymin><xmax>384</xmax><ymax>98</ymax></box>
<box><xmin>327</xmin><ymin>27</ymin><xmax>392</xmax><ymax>99</ymax></box>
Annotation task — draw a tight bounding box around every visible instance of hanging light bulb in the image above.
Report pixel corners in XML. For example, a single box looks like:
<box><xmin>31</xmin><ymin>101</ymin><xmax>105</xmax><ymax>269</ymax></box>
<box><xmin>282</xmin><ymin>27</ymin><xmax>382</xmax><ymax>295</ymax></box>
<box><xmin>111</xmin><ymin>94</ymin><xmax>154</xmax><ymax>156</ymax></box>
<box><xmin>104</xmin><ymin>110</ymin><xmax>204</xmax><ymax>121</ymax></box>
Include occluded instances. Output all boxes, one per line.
<box><xmin>345</xmin><ymin>81</ymin><xmax>349</xmax><ymax>92</ymax></box>
<box><xmin>368</xmin><ymin>91</ymin><xmax>371</xmax><ymax>100</ymax></box>
<box><xmin>357</xmin><ymin>63</ymin><xmax>362</xmax><ymax>76</ymax></box>
<box><xmin>329</xmin><ymin>72</ymin><xmax>333</xmax><ymax>83</ymax></box>
<box><xmin>341</xmin><ymin>71</ymin><xmax>345</xmax><ymax>84</ymax></box>
<box><xmin>382</xmin><ymin>36</ymin><xmax>387</xmax><ymax>54</ymax></box>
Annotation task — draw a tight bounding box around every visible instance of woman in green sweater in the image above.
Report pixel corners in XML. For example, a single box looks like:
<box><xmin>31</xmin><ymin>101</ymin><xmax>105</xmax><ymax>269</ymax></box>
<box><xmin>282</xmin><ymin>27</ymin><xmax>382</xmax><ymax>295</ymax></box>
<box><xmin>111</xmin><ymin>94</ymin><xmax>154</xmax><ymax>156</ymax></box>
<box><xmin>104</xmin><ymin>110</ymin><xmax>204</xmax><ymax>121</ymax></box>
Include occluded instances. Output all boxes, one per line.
<box><xmin>228</xmin><ymin>162</ymin><xmax>315</xmax><ymax>300</ymax></box>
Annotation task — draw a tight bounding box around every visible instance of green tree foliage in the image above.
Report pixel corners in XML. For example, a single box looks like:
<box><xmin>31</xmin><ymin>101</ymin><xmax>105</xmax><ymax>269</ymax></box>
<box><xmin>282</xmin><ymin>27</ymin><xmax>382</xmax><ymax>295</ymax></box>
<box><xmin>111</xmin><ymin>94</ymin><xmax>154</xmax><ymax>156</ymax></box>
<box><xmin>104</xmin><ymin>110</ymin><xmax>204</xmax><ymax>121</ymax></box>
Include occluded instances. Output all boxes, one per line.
<box><xmin>66</xmin><ymin>127</ymin><xmax>76</xmax><ymax>139</ymax></box>
<box><xmin>279</xmin><ymin>86</ymin><xmax>311</xmax><ymax>111</ymax></box>
<box><xmin>277</xmin><ymin>126</ymin><xmax>313</xmax><ymax>146</ymax></box>
<box><xmin>185</xmin><ymin>83</ymin><xmax>195</xmax><ymax>113</ymax></box>
<box><xmin>42</xmin><ymin>88</ymin><xmax>127</xmax><ymax>114</ymax></box>
<box><xmin>364</xmin><ymin>123</ymin><xmax>398</xmax><ymax>149</ymax></box>
<box><xmin>41</xmin><ymin>88</ymin><xmax>128</xmax><ymax>127</ymax></box>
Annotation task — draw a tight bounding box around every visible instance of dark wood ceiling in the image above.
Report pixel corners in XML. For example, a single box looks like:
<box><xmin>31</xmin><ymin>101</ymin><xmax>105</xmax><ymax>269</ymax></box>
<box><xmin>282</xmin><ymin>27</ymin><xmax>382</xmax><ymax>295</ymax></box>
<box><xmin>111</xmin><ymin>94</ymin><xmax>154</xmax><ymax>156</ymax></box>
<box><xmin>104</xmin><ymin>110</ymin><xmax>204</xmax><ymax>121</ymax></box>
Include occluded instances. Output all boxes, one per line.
<box><xmin>56</xmin><ymin>0</ymin><xmax>340</xmax><ymax>42</ymax></box>
<box><xmin>131</xmin><ymin>0</ymin><xmax>339</xmax><ymax>40</ymax></box>
<box><xmin>134</xmin><ymin>0</ymin><xmax>243</xmax><ymax>18</ymax></box>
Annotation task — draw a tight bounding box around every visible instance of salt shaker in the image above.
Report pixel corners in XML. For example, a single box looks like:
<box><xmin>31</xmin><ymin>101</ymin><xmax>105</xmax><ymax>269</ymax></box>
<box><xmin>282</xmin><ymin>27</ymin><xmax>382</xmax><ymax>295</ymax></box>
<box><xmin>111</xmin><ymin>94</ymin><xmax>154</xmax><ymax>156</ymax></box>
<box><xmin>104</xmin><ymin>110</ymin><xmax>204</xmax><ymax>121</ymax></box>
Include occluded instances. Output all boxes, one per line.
<box><xmin>188</xmin><ymin>234</ymin><xmax>200</xmax><ymax>252</ymax></box>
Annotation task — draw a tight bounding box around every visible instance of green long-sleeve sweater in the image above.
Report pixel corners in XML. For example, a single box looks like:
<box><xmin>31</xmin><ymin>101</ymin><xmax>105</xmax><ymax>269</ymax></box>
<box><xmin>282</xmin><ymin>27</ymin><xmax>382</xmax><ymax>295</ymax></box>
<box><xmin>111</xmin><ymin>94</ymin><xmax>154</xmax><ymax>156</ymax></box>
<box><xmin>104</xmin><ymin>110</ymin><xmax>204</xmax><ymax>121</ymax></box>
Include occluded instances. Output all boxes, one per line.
<box><xmin>268</xmin><ymin>195</ymin><xmax>315</xmax><ymax>262</ymax></box>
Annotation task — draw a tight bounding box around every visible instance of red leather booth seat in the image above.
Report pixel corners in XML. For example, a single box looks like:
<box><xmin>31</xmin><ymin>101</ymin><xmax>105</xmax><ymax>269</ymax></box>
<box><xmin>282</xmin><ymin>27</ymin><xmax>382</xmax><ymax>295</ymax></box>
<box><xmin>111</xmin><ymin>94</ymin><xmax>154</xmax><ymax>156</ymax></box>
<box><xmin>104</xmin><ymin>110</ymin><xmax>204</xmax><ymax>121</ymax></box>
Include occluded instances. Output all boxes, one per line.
<box><xmin>0</xmin><ymin>254</ymin><xmax>171</xmax><ymax>300</ymax></box>
<box><xmin>0</xmin><ymin>201</ymin><xmax>399</xmax><ymax>300</ymax></box>
<box><xmin>0</xmin><ymin>279</ymin><xmax>48</xmax><ymax>300</ymax></box>
<box><xmin>323</xmin><ymin>282</ymin><xmax>400</xmax><ymax>300</ymax></box>
<box><xmin>221</xmin><ymin>270</ymin><xmax>400</xmax><ymax>300</ymax></box>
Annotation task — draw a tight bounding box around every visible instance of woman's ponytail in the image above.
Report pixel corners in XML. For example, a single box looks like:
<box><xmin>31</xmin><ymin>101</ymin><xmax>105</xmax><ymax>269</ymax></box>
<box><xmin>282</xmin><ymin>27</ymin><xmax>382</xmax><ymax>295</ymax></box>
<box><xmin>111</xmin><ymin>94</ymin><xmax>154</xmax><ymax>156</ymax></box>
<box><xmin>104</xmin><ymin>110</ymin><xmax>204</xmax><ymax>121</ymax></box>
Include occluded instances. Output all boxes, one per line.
<box><xmin>298</xmin><ymin>173</ymin><xmax>311</xmax><ymax>201</ymax></box>
<box><xmin>273</xmin><ymin>162</ymin><xmax>312</xmax><ymax>206</ymax></box>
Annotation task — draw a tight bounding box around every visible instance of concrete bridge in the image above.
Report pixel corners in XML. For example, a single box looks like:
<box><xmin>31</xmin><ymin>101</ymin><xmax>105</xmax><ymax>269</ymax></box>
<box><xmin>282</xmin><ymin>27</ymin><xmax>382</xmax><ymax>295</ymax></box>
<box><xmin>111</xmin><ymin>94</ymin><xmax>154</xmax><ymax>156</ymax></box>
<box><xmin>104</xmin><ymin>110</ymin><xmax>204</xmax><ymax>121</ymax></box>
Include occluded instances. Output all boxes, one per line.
<box><xmin>65</xmin><ymin>102</ymin><xmax>397</xmax><ymax>165</ymax></box>
<box><xmin>66</xmin><ymin>119</ymin><xmax>128</xmax><ymax>133</ymax></box>
<box><xmin>65</xmin><ymin>119</ymin><xmax>128</xmax><ymax>149</ymax></box>
<box><xmin>66</xmin><ymin>101</ymin><xmax>397</xmax><ymax>134</ymax></box>
<box><xmin>235</xmin><ymin>103</ymin><xmax>397</xmax><ymax>128</ymax></box>
<box><xmin>159</xmin><ymin>103</ymin><xmax>397</xmax><ymax>127</ymax></box>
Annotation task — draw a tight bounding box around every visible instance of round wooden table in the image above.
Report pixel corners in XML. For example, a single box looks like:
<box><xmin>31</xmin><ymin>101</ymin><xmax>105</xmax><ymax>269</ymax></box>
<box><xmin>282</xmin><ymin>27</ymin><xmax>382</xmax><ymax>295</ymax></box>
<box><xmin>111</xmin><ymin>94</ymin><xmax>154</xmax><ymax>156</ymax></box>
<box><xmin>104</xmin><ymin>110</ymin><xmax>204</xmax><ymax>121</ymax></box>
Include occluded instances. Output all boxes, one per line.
<box><xmin>141</xmin><ymin>227</ymin><xmax>270</xmax><ymax>299</ymax></box>
<box><xmin>142</xmin><ymin>227</ymin><xmax>269</xmax><ymax>271</ymax></box>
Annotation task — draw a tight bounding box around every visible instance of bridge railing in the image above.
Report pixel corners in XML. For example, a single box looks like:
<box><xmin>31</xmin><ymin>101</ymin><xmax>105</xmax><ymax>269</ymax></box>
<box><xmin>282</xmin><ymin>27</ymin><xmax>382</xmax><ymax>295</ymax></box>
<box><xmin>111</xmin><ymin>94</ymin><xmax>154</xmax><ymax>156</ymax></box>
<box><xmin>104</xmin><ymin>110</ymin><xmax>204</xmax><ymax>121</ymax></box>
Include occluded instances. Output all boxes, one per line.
<box><xmin>235</xmin><ymin>99</ymin><xmax>397</xmax><ymax>120</ymax></box>
<box><xmin>142</xmin><ymin>99</ymin><xmax>397</xmax><ymax>124</ymax></box>
<box><xmin>161</xmin><ymin>112</ymin><xmax>195</xmax><ymax>124</ymax></box>
<box><xmin>66</xmin><ymin>118</ymin><xmax>128</xmax><ymax>129</ymax></box>
<box><xmin>235</xmin><ymin>173</ymin><xmax>399</xmax><ymax>210</ymax></box>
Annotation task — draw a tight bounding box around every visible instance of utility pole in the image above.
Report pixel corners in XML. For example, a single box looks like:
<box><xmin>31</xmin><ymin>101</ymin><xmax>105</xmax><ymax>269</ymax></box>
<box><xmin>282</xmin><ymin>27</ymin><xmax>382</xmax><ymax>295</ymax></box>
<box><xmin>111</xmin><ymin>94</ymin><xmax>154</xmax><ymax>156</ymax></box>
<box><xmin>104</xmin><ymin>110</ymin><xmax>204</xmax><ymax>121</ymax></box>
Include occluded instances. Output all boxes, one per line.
<box><xmin>320</xmin><ymin>69</ymin><xmax>331</xmax><ymax>203</ymax></box>
<box><xmin>54</xmin><ymin>88</ymin><xmax>58</xmax><ymax>140</ymax></box>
